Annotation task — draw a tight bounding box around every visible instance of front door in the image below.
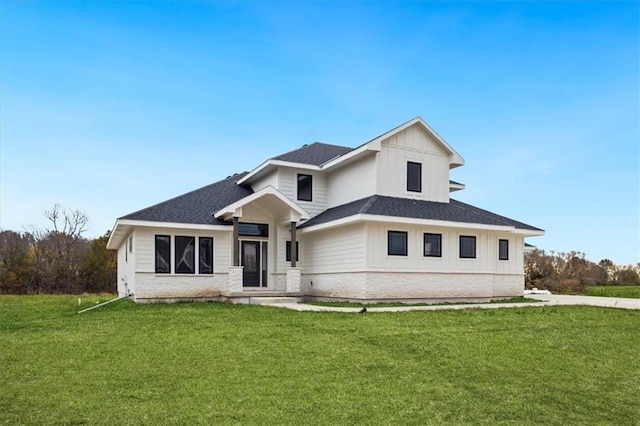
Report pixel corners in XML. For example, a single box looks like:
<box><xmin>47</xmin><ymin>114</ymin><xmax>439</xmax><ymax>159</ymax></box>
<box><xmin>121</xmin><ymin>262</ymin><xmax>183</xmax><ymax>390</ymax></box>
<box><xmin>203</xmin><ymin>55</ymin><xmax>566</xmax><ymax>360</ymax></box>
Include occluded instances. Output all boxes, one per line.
<box><xmin>241</xmin><ymin>241</ymin><xmax>261</xmax><ymax>287</ymax></box>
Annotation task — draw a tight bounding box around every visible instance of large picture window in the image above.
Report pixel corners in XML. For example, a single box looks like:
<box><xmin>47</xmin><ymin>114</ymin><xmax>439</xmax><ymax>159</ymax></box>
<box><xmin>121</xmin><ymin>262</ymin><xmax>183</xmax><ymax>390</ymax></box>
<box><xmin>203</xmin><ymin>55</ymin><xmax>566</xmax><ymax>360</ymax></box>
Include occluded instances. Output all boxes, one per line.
<box><xmin>499</xmin><ymin>239</ymin><xmax>509</xmax><ymax>261</ymax></box>
<box><xmin>175</xmin><ymin>236</ymin><xmax>195</xmax><ymax>274</ymax></box>
<box><xmin>459</xmin><ymin>235</ymin><xmax>476</xmax><ymax>259</ymax></box>
<box><xmin>155</xmin><ymin>235</ymin><xmax>171</xmax><ymax>273</ymax></box>
<box><xmin>297</xmin><ymin>174</ymin><xmax>313</xmax><ymax>201</ymax></box>
<box><xmin>424</xmin><ymin>233</ymin><xmax>442</xmax><ymax>257</ymax></box>
<box><xmin>286</xmin><ymin>241</ymin><xmax>299</xmax><ymax>262</ymax></box>
<box><xmin>388</xmin><ymin>231</ymin><xmax>408</xmax><ymax>256</ymax></box>
<box><xmin>407</xmin><ymin>161</ymin><xmax>422</xmax><ymax>193</ymax></box>
<box><xmin>199</xmin><ymin>237</ymin><xmax>214</xmax><ymax>274</ymax></box>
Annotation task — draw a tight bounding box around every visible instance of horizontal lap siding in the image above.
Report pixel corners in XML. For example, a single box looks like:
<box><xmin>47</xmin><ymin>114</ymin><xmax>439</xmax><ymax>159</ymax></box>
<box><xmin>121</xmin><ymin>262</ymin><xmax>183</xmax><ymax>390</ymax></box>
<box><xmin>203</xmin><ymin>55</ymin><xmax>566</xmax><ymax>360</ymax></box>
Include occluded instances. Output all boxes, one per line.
<box><xmin>134</xmin><ymin>227</ymin><xmax>230</xmax><ymax>274</ymax></box>
<box><xmin>279</xmin><ymin>168</ymin><xmax>327</xmax><ymax>218</ymax></box>
<box><xmin>303</xmin><ymin>223</ymin><xmax>365</xmax><ymax>273</ymax></box>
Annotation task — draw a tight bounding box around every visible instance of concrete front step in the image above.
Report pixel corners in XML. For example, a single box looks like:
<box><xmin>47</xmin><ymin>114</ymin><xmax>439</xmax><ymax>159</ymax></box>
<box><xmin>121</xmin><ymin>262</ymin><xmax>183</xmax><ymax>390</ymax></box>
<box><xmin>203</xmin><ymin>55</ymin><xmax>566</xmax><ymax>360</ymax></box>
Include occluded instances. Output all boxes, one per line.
<box><xmin>249</xmin><ymin>297</ymin><xmax>298</xmax><ymax>305</ymax></box>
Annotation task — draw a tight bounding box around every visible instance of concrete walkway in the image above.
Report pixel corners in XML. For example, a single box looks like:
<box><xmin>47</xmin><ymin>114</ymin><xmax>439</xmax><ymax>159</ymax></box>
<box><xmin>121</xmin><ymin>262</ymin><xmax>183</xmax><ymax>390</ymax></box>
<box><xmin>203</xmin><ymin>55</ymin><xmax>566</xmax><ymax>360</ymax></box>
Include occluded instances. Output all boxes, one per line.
<box><xmin>266</xmin><ymin>294</ymin><xmax>640</xmax><ymax>312</ymax></box>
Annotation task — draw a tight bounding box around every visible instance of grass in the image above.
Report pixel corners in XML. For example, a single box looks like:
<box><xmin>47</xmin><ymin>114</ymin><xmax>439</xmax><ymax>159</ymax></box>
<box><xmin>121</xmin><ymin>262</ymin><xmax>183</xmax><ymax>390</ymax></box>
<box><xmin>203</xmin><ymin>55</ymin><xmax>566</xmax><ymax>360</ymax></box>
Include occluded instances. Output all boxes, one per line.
<box><xmin>307</xmin><ymin>296</ymin><xmax>538</xmax><ymax>308</ymax></box>
<box><xmin>585</xmin><ymin>285</ymin><xmax>640</xmax><ymax>299</ymax></box>
<box><xmin>1</xmin><ymin>295</ymin><xmax>639</xmax><ymax>425</ymax></box>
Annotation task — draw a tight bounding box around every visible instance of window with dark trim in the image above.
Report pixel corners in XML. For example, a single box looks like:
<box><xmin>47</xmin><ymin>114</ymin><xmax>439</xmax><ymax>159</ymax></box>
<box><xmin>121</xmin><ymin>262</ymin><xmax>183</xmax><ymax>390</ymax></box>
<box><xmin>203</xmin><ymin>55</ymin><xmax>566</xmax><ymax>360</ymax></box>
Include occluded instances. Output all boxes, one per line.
<box><xmin>407</xmin><ymin>161</ymin><xmax>422</xmax><ymax>192</ymax></box>
<box><xmin>155</xmin><ymin>235</ymin><xmax>171</xmax><ymax>273</ymax></box>
<box><xmin>238</xmin><ymin>223</ymin><xmax>269</xmax><ymax>237</ymax></box>
<box><xmin>499</xmin><ymin>239</ymin><xmax>509</xmax><ymax>261</ymax></box>
<box><xmin>388</xmin><ymin>231</ymin><xmax>408</xmax><ymax>256</ymax></box>
<box><xmin>286</xmin><ymin>241</ymin><xmax>299</xmax><ymax>262</ymax></box>
<box><xmin>199</xmin><ymin>237</ymin><xmax>214</xmax><ymax>274</ymax></box>
<box><xmin>424</xmin><ymin>233</ymin><xmax>442</xmax><ymax>257</ymax></box>
<box><xmin>175</xmin><ymin>236</ymin><xmax>196</xmax><ymax>274</ymax></box>
<box><xmin>297</xmin><ymin>174</ymin><xmax>312</xmax><ymax>201</ymax></box>
<box><xmin>459</xmin><ymin>235</ymin><xmax>476</xmax><ymax>259</ymax></box>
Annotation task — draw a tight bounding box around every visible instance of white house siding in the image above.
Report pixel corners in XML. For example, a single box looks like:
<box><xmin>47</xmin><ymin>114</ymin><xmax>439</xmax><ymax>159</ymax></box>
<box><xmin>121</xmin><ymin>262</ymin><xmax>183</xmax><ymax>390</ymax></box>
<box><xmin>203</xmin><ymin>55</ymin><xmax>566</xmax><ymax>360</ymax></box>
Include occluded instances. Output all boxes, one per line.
<box><xmin>359</xmin><ymin>223</ymin><xmax>524</xmax><ymax>299</ymax></box>
<box><xmin>326</xmin><ymin>153</ymin><xmax>377</xmax><ymax>208</ymax></box>
<box><xmin>125</xmin><ymin>226</ymin><xmax>232</xmax><ymax>301</ymax></box>
<box><xmin>250</xmin><ymin>170</ymin><xmax>279</xmax><ymax>193</ymax></box>
<box><xmin>378</xmin><ymin>124</ymin><xmax>450</xmax><ymax>203</ymax></box>
<box><xmin>300</xmin><ymin>223</ymin><xmax>366</xmax><ymax>297</ymax></box>
<box><xmin>278</xmin><ymin>168</ymin><xmax>328</xmax><ymax>218</ymax></box>
<box><xmin>117</xmin><ymin>238</ymin><xmax>136</xmax><ymax>296</ymax></box>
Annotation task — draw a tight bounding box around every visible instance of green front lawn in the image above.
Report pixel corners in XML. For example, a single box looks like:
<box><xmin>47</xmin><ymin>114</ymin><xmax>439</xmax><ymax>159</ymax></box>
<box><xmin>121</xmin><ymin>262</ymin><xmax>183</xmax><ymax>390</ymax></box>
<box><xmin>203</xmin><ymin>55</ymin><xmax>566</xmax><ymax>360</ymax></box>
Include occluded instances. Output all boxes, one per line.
<box><xmin>585</xmin><ymin>285</ymin><xmax>640</xmax><ymax>299</ymax></box>
<box><xmin>1</xmin><ymin>295</ymin><xmax>639</xmax><ymax>425</ymax></box>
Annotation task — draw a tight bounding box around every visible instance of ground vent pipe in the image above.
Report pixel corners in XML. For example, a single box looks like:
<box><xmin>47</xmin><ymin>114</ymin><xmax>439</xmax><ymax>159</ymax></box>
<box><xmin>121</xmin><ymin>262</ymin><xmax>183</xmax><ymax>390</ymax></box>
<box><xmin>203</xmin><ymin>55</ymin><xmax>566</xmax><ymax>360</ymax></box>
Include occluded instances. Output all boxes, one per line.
<box><xmin>78</xmin><ymin>292</ymin><xmax>133</xmax><ymax>314</ymax></box>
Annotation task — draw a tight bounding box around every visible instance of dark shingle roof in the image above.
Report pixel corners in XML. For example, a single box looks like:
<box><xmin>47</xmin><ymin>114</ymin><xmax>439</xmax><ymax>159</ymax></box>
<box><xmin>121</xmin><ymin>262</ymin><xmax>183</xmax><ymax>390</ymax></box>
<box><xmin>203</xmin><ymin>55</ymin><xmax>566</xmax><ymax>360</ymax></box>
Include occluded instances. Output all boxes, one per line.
<box><xmin>120</xmin><ymin>172</ymin><xmax>252</xmax><ymax>225</ymax></box>
<box><xmin>272</xmin><ymin>142</ymin><xmax>353</xmax><ymax>166</ymax></box>
<box><xmin>298</xmin><ymin>195</ymin><xmax>543</xmax><ymax>231</ymax></box>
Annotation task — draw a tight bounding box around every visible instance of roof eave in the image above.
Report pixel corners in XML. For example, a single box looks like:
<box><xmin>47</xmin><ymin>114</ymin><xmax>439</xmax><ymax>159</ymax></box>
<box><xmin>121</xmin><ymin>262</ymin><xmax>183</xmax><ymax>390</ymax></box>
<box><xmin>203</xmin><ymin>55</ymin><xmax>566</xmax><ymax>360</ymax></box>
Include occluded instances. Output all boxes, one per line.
<box><xmin>237</xmin><ymin>160</ymin><xmax>322</xmax><ymax>185</ymax></box>
<box><xmin>299</xmin><ymin>213</ymin><xmax>544</xmax><ymax>235</ymax></box>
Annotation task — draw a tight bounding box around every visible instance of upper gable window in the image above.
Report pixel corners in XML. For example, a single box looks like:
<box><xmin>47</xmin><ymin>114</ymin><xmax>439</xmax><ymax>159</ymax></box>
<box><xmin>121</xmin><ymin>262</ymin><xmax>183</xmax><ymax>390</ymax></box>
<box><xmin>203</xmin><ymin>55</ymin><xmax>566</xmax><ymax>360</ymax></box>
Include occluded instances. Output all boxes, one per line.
<box><xmin>297</xmin><ymin>174</ymin><xmax>312</xmax><ymax>201</ymax></box>
<box><xmin>407</xmin><ymin>162</ymin><xmax>422</xmax><ymax>193</ymax></box>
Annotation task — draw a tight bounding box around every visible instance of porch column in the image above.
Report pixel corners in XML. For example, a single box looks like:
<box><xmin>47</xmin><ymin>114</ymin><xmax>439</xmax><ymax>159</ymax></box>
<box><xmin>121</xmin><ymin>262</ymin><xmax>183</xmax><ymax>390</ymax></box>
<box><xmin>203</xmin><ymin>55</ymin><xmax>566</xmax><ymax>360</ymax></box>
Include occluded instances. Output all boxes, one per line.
<box><xmin>232</xmin><ymin>216</ymin><xmax>239</xmax><ymax>267</ymax></box>
<box><xmin>290</xmin><ymin>221</ymin><xmax>297</xmax><ymax>267</ymax></box>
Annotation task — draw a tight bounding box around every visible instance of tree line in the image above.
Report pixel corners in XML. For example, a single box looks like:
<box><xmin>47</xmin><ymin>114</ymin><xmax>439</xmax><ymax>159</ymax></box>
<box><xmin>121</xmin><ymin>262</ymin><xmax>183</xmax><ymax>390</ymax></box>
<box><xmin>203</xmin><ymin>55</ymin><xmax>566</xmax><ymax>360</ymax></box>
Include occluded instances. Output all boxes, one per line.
<box><xmin>525</xmin><ymin>249</ymin><xmax>640</xmax><ymax>294</ymax></box>
<box><xmin>0</xmin><ymin>205</ymin><xmax>116</xmax><ymax>294</ymax></box>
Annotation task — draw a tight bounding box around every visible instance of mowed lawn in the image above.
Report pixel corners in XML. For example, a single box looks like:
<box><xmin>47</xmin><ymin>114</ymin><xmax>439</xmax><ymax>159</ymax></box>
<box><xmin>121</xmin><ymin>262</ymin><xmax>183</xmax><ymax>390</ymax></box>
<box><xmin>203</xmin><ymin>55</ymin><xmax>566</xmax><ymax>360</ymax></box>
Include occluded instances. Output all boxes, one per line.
<box><xmin>1</xmin><ymin>296</ymin><xmax>639</xmax><ymax>425</ymax></box>
<box><xmin>585</xmin><ymin>285</ymin><xmax>640</xmax><ymax>299</ymax></box>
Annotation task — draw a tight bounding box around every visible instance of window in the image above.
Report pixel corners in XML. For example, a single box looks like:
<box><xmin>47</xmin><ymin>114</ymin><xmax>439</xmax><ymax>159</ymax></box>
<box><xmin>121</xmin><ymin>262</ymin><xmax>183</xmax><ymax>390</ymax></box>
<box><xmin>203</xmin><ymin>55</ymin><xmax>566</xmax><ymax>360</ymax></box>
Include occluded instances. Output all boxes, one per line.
<box><xmin>155</xmin><ymin>235</ymin><xmax>171</xmax><ymax>273</ymax></box>
<box><xmin>286</xmin><ymin>241</ymin><xmax>299</xmax><ymax>262</ymax></box>
<box><xmin>459</xmin><ymin>235</ymin><xmax>476</xmax><ymax>259</ymax></box>
<box><xmin>499</xmin><ymin>239</ymin><xmax>509</xmax><ymax>260</ymax></box>
<box><xmin>388</xmin><ymin>231</ymin><xmax>408</xmax><ymax>256</ymax></box>
<box><xmin>175</xmin><ymin>236</ymin><xmax>195</xmax><ymax>274</ymax></box>
<box><xmin>297</xmin><ymin>174</ymin><xmax>312</xmax><ymax>201</ymax></box>
<box><xmin>407</xmin><ymin>161</ymin><xmax>422</xmax><ymax>192</ymax></box>
<box><xmin>238</xmin><ymin>223</ymin><xmax>269</xmax><ymax>237</ymax></box>
<box><xmin>199</xmin><ymin>237</ymin><xmax>214</xmax><ymax>274</ymax></box>
<box><xmin>424</xmin><ymin>233</ymin><xmax>442</xmax><ymax>257</ymax></box>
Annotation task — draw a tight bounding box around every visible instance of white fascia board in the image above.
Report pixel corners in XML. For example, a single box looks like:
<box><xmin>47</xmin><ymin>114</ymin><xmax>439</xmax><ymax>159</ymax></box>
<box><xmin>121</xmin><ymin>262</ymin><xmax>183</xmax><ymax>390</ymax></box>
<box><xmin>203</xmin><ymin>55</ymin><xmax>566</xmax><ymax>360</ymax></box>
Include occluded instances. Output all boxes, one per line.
<box><xmin>321</xmin><ymin>140</ymin><xmax>381</xmax><ymax>170</ymax></box>
<box><xmin>106</xmin><ymin>220</ymin><xmax>130</xmax><ymax>249</ymax></box>
<box><xmin>237</xmin><ymin>160</ymin><xmax>321</xmax><ymax>185</ymax></box>
<box><xmin>117</xmin><ymin>219</ymin><xmax>232</xmax><ymax>231</ymax></box>
<box><xmin>361</xmin><ymin>117</ymin><xmax>465</xmax><ymax>168</ymax></box>
<box><xmin>299</xmin><ymin>213</ymin><xmax>543</xmax><ymax>235</ymax></box>
<box><xmin>213</xmin><ymin>185</ymin><xmax>310</xmax><ymax>220</ymax></box>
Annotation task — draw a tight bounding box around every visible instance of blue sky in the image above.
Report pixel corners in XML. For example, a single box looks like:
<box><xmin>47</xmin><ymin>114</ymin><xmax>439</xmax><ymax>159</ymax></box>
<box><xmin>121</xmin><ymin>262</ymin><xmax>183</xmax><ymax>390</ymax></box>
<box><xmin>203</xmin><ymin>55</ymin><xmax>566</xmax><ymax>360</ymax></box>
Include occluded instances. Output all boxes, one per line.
<box><xmin>1</xmin><ymin>1</ymin><xmax>638</xmax><ymax>265</ymax></box>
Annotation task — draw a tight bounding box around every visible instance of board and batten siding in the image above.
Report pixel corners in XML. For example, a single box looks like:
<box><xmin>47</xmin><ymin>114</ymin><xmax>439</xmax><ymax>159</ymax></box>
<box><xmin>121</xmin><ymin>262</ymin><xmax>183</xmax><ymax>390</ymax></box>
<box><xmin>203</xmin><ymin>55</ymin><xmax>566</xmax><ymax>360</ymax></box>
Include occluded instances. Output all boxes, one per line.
<box><xmin>278</xmin><ymin>168</ymin><xmax>328</xmax><ymax>218</ymax></box>
<box><xmin>378</xmin><ymin>124</ymin><xmax>451</xmax><ymax>203</ymax></box>
<box><xmin>365</xmin><ymin>223</ymin><xmax>524</xmax><ymax>274</ymax></box>
<box><xmin>327</xmin><ymin>153</ymin><xmax>377</xmax><ymax>208</ymax></box>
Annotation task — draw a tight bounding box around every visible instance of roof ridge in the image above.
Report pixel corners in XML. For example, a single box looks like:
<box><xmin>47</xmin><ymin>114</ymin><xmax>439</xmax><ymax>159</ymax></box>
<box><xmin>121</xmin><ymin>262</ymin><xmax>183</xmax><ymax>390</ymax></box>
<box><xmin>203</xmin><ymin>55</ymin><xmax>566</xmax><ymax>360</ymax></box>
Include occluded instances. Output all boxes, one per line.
<box><xmin>359</xmin><ymin>195</ymin><xmax>378</xmax><ymax>213</ymax></box>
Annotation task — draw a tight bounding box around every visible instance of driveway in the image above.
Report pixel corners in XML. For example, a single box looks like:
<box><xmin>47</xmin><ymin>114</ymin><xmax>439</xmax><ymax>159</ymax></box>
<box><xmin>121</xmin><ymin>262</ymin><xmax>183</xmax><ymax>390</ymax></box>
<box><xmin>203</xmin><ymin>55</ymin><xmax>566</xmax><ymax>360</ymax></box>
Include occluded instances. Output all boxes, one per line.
<box><xmin>524</xmin><ymin>294</ymin><xmax>640</xmax><ymax>310</ymax></box>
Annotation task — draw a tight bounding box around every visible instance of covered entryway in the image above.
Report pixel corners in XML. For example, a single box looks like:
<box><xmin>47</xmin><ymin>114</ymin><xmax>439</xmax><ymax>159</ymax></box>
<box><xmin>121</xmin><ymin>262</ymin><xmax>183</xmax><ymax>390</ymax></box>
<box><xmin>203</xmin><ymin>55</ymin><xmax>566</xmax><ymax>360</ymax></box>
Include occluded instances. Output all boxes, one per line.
<box><xmin>214</xmin><ymin>186</ymin><xmax>309</xmax><ymax>293</ymax></box>
<box><xmin>241</xmin><ymin>240</ymin><xmax>268</xmax><ymax>287</ymax></box>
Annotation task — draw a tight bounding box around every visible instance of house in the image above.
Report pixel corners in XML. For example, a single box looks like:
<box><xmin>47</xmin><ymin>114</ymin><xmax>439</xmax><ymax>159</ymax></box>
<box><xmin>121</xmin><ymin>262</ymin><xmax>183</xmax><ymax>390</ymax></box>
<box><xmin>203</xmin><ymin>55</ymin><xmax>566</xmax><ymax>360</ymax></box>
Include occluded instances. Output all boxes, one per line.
<box><xmin>106</xmin><ymin>117</ymin><xmax>544</xmax><ymax>303</ymax></box>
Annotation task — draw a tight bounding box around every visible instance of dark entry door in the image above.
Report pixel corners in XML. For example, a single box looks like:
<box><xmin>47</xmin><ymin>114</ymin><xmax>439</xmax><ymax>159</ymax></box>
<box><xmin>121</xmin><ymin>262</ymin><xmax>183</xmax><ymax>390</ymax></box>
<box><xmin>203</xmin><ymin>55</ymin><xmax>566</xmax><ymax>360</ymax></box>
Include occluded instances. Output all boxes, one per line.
<box><xmin>241</xmin><ymin>241</ymin><xmax>261</xmax><ymax>287</ymax></box>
